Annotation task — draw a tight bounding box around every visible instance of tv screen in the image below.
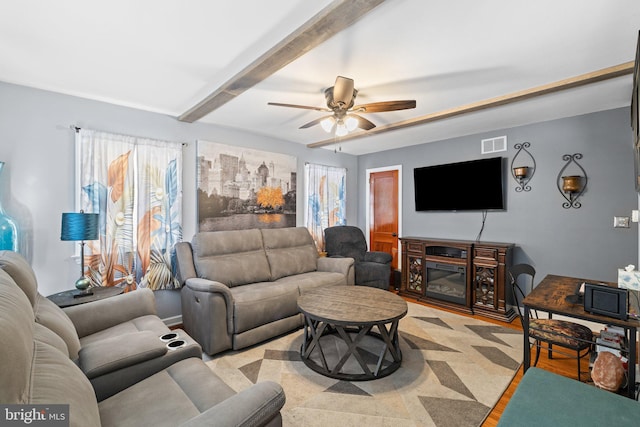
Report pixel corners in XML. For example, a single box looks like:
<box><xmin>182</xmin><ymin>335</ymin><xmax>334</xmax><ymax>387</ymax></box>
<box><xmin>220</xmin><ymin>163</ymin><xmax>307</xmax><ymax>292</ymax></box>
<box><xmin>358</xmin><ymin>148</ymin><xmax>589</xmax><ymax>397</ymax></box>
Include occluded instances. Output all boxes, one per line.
<box><xmin>414</xmin><ymin>157</ymin><xmax>505</xmax><ymax>211</ymax></box>
<box><xmin>584</xmin><ymin>283</ymin><xmax>628</xmax><ymax>320</ymax></box>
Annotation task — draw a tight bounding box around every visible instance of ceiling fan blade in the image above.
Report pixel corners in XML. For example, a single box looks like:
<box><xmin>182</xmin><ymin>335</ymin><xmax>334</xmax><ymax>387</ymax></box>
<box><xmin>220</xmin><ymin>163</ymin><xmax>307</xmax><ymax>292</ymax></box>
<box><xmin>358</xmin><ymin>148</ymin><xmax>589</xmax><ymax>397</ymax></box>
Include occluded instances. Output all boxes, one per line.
<box><xmin>332</xmin><ymin>76</ymin><xmax>355</xmax><ymax>106</ymax></box>
<box><xmin>268</xmin><ymin>102</ymin><xmax>329</xmax><ymax>112</ymax></box>
<box><xmin>352</xmin><ymin>100</ymin><xmax>416</xmax><ymax>113</ymax></box>
<box><xmin>299</xmin><ymin>115</ymin><xmax>334</xmax><ymax>129</ymax></box>
<box><xmin>349</xmin><ymin>114</ymin><xmax>376</xmax><ymax>130</ymax></box>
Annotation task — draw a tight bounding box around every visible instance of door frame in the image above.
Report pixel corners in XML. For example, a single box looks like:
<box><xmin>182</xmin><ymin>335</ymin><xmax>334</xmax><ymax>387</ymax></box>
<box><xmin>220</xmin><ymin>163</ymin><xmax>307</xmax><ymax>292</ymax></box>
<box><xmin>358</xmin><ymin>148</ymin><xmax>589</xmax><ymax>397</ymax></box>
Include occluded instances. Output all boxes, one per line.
<box><xmin>365</xmin><ymin>165</ymin><xmax>403</xmax><ymax>270</ymax></box>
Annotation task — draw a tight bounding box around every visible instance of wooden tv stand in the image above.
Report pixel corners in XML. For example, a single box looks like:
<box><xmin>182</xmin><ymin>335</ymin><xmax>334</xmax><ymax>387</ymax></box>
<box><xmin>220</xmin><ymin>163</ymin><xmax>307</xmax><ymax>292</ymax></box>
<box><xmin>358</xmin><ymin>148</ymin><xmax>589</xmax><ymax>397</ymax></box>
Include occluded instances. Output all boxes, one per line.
<box><xmin>399</xmin><ymin>237</ymin><xmax>516</xmax><ymax>322</ymax></box>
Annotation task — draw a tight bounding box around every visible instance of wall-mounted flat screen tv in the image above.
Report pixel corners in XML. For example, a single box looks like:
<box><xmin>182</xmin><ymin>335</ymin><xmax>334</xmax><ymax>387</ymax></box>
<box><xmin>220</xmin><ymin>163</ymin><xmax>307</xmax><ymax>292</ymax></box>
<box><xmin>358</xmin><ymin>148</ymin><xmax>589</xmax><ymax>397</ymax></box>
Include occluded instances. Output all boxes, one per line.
<box><xmin>414</xmin><ymin>157</ymin><xmax>505</xmax><ymax>211</ymax></box>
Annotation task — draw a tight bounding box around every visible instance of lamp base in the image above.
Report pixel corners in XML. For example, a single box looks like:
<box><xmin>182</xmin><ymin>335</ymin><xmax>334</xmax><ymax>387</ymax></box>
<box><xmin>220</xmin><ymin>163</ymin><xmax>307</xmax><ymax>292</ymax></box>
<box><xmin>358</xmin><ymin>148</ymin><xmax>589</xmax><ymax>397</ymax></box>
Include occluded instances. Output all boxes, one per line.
<box><xmin>73</xmin><ymin>277</ymin><xmax>93</xmax><ymax>298</ymax></box>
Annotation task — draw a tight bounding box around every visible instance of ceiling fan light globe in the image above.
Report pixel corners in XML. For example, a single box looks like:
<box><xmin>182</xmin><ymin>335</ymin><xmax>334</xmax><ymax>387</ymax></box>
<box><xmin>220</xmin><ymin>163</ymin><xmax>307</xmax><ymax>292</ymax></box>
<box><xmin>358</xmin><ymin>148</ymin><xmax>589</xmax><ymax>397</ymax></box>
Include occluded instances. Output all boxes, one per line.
<box><xmin>335</xmin><ymin>121</ymin><xmax>348</xmax><ymax>137</ymax></box>
<box><xmin>320</xmin><ymin>117</ymin><xmax>335</xmax><ymax>133</ymax></box>
<box><xmin>345</xmin><ymin>116</ymin><xmax>359</xmax><ymax>131</ymax></box>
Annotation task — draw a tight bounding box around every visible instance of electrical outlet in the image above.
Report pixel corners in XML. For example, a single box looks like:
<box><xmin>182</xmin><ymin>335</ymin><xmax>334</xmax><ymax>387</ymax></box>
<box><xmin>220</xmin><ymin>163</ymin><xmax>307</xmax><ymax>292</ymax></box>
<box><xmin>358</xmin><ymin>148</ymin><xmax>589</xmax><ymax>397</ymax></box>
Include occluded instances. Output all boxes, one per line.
<box><xmin>632</xmin><ymin>210</ymin><xmax>639</xmax><ymax>223</ymax></box>
<box><xmin>614</xmin><ymin>216</ymin><xmax>630</xmax><ymax>228</ymax></box>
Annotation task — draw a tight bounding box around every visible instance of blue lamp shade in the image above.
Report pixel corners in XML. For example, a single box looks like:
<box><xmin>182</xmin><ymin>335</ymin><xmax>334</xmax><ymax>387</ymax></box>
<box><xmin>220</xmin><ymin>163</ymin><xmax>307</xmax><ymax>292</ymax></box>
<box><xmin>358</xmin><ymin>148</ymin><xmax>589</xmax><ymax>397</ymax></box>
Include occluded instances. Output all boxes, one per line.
<box><xmin>60</xmin><ymin>212</ymin><xmax>99</xmax><ymax>241</ymax></box>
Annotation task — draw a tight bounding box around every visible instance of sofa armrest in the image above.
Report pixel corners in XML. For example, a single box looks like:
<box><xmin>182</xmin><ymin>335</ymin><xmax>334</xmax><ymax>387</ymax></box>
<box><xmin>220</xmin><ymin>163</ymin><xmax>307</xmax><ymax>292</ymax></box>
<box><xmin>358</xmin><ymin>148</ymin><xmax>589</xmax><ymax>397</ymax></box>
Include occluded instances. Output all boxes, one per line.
<box><xmin>317</xmin><ymin>257</ymin><xmax>355</xmax><ymax>285</ymax></box>
<box><xmin>184</xmin><ymin>278</ymin><xmax>235</xmax><ymax>334</ymax></box>
<box><xmin>79</xmin><ymin>331</ymin><xmax>167</xmax><ymax>379</ymax></box>
<box><xmin>364</xmin><ymin>251</ymin><xmax>392</xmax><ymax>264</ymax></box>
<box><xmin>63</xmin><ymin>288</ymin><xmax>157</xmax><ymax>338</ymax></box>
<box><xmin>175</xmin><ymin>242</ymin><xmax>197</xmax><ymax>285</ymax></box>
<box><xmin>179</xmin><ymin>381</ymin><xmax>285</xmax><ymax>427</ymax></box>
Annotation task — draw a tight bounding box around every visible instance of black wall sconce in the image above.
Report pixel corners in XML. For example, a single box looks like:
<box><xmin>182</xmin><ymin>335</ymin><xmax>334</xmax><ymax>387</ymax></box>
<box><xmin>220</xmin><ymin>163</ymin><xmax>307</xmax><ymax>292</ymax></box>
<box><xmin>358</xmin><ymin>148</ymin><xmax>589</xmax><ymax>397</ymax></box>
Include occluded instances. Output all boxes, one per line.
<box><xmin>557</xmin><ymin>153</ymin><xmax>587</xmax><ymax>209</ymax></box>
<box><xmin>510</xmin><ymin>142</ymin><xmax>535</xmax><ymax>192</ymax></box>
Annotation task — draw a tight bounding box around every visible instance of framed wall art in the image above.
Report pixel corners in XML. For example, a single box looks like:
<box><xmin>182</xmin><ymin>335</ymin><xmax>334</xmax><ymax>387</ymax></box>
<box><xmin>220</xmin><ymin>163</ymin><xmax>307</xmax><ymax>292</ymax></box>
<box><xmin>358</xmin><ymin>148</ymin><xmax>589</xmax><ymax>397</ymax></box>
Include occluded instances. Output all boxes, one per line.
<box><xmin>196</xmin><ymin>141</ymin><xmax>297</xmax><ymax>231</ymax></box>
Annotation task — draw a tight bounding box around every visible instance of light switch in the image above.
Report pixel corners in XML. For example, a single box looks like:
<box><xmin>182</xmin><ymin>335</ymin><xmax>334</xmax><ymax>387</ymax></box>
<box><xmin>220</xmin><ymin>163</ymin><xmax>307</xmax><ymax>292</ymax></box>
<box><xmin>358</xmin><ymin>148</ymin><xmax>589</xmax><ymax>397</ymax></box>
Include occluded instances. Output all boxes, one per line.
<box><xmin>614</xmin><ymin>216</ymin><xmax>630</xmax><ymax>228</ymax></box>
<box><xmin>632</xmin><ymin>210</ymin><xmax>639</xmax><ymax>223</ymax></box>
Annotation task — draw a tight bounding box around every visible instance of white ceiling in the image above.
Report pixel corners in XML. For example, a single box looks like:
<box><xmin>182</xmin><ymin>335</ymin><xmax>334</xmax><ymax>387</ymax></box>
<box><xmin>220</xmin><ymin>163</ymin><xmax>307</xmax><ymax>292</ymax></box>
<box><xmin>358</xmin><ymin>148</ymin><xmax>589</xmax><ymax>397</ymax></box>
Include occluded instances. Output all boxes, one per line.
<box><xmin>1</xmin><ymin>0</ymin><xmax>639</xmax><ymax>155</ymax></box>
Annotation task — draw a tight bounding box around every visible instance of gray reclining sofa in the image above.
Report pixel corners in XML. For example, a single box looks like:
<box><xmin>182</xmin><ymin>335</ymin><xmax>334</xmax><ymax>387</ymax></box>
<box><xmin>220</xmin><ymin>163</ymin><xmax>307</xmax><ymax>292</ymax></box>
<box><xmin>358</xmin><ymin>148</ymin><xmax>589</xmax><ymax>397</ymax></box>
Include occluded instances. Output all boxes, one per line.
<box><xmin>0</xmin><ymin>250</ymin><xmax>202</xmax><ymax>401</ymax></box>
<box><xmin>176</xmin><ymin>227</ymin><xmax>355</xmax><ymax>356</ymax></box>
<box><xmin>0</xmin><ymin>251</ymin><xmax>286</xmax><ymax>427</ymax></box>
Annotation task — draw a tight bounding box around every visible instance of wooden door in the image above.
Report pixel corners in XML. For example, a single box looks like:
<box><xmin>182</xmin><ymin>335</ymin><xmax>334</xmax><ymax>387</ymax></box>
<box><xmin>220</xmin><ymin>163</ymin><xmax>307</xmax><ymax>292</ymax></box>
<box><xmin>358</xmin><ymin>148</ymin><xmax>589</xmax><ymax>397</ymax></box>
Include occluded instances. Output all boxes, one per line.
<box><xmin>369</xmin><ymin>170</ymin><xmax>399</xmax><ymax>271</ymax></box>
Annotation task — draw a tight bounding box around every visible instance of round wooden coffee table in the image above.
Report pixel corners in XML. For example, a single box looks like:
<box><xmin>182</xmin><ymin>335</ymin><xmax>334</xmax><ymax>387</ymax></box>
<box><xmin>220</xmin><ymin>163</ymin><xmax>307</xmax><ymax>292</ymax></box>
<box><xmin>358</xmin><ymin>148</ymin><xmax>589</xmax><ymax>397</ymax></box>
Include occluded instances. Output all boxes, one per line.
<box><xmin>297</xmin><ymin>285</ymin><xmax>408</xmax><ymax>381</ymax></box>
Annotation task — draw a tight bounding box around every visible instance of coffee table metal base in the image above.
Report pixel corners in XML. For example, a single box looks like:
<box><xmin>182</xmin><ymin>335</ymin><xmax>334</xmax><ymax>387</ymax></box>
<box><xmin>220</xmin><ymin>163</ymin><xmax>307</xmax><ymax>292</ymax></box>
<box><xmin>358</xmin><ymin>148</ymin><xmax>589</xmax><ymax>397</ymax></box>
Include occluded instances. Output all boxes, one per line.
<box><xmin>300</xmin><ymin>315</ymin><xmax>403</xmax><ymax>381</ymax></box>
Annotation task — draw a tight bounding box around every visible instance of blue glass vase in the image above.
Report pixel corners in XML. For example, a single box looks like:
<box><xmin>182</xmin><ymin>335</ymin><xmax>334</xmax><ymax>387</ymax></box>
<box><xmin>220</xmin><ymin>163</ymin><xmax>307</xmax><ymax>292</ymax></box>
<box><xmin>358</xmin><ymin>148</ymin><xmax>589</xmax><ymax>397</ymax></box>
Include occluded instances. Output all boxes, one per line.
<box><xmin>0</xmin><ymin>162</ymin><xmax>19</xmax><ymax>252</ymax></box>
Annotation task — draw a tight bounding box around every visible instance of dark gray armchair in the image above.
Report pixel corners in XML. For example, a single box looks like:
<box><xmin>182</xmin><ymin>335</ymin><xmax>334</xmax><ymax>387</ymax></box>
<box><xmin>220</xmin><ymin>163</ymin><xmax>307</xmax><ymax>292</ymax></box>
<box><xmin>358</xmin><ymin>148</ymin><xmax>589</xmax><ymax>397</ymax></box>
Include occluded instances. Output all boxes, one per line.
<box><xmin>324</xmin><ymin>225</ymin><xmax>392</xmax><ymax>289</ymax></box>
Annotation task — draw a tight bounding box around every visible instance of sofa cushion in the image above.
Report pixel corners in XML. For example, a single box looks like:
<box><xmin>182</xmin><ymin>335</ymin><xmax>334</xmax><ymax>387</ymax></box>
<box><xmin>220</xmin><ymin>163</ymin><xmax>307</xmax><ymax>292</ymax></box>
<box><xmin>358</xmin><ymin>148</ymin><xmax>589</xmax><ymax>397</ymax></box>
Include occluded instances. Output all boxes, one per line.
<box><xmin>34</xmin><ymin>323</ymin><xmax>70</xmax><ymax>356</ymax></box>
<box><xmin>31</xmin><ymin>341</ymin><xmax>101</xmax><ymax>427</ymax></box>
<box><xmin>275</xmin><ymin>270</ymin><xmax>347</xmax><ymax>293</ymax></box>
<box><xmin>0</xmin><ymin>250</ymin><xmax>39</xmax><ymax>306</ymax></box>
<box><xmin>79</xmin><ymin>314</ymin><xmax>168</xmax><ymax>347</ymax></box>
<box><xmin>99</xmin><ymin>358</ymin><xmax>236</xmax><ymax>427</ymax></box>
<box><xmin>262</xmin><ymin>227</ymin><xmax>319</xmax><ymax>281</ymax></box>
<box><xmin>192</xmin><ymin>229</ymin><xmax>271</xmax><ymax>287</ymax></box>
<box><xmin>0</xmin><ymin>269</ymin><xmax>34</xmax><ymax>404</ymax></box>
<box><xmin>0</xmin><ymin>252</ymin><xmax>81</xmax><ymax>359</ymax></box>
<box><xmin>33</xmin><ymin>294</ymin><xmax>82</xmax><ymax>360</ymax></box>
<box><xmin>231</xmin><ymin>281</ymin><xmax>300</xmax><ymax>334</ymax></box>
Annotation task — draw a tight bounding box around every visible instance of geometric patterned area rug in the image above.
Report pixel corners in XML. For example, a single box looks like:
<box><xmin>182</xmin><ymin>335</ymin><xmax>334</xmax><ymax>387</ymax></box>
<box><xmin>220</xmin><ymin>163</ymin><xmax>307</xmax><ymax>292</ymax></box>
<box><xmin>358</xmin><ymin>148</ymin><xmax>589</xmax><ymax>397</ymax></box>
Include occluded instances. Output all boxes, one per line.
<box><xmin>205</xmin><ymin>302</ymin><xmax>523</xmax><ymax>427</ymax></box>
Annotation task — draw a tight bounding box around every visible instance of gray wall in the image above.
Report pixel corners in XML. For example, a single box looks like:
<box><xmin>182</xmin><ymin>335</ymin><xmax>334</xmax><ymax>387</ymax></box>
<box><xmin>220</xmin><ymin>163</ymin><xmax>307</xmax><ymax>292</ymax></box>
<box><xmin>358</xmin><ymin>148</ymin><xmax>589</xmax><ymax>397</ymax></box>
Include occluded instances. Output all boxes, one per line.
<box><xmin>357</xmin><ymin>108</ymin><xmax>638</xmax><ymax>287</ymax></box>
<box><xmin>0</xmin><ymin>81</ymin><xmax>358</xmax><ymax>321</ymax></box>
<box><xmin>1</xmin><ymin>79</ymin><xmax>637</xmax><ymax>321</ymax></box>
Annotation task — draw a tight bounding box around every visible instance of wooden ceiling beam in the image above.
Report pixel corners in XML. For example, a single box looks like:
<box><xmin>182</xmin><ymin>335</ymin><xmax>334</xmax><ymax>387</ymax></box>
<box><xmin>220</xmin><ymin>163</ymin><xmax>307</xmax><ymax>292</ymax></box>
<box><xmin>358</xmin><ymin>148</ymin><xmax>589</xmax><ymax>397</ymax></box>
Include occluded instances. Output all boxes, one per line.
<box><xmin>307</xmin><ymin>61</ymin><xmax>635</xmax><ymax>149</ymax></box>
<box><xmin>178</xmin><ymin>0</ymin><xmax>386</xmax><ymax>123</ymax></box>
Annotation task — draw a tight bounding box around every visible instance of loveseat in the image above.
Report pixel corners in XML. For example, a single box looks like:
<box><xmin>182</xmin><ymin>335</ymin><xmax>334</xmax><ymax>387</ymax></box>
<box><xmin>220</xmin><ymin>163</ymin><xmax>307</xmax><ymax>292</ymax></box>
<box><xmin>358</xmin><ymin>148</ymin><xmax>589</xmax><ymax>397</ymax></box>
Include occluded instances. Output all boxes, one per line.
<box><xmin>176</xmin><ymin>226</ymin><xmax>355</xmax><ymax>356</ymax></box>
<box><xmin>0</xmin><ymin>254</ymin><xmax>286</xmax><ymax>427</ymax></box>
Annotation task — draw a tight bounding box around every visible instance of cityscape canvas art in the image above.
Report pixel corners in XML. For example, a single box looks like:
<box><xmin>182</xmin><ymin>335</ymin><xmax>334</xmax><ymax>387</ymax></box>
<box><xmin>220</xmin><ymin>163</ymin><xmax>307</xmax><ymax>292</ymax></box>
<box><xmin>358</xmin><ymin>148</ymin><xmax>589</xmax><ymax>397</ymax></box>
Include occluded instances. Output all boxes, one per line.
<box><xmin>197</xmin><ymin>141</ymin><xmax>297</xmax><ymax>231</ymax></box>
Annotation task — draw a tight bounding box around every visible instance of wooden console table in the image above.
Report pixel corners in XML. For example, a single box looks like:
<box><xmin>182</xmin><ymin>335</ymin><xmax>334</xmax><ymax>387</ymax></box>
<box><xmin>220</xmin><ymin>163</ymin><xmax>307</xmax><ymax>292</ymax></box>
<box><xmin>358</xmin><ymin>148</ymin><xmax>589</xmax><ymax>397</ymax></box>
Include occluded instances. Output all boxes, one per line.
<box><xmin>523</xmin><ymin>274</ymin><xmax>639</xmax><ymax>399</ymax></box>
<box><xmin>399</xmin><ymin>237</ymin><xmax>515</xmax><ymax>321</ymax></box>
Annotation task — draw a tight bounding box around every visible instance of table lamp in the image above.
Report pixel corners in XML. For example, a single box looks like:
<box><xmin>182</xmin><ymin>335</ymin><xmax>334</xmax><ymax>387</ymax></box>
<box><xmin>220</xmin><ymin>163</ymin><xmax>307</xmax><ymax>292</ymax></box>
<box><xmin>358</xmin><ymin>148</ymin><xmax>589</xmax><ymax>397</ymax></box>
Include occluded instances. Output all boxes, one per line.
<box><xmin>61</xmin><ymin>211</ymin><xmax>99</xmax><ymax>296</ymax></box>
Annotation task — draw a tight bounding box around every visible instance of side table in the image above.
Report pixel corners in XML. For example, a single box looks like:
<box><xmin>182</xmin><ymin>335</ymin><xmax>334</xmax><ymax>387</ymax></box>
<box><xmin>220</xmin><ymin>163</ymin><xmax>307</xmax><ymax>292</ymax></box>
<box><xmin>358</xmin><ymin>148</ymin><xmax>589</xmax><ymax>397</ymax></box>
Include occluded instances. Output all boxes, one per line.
<box><xmin>47</xmin><ymin>286</ymin><xmax>124</xmax><ymax>308</ymax></box>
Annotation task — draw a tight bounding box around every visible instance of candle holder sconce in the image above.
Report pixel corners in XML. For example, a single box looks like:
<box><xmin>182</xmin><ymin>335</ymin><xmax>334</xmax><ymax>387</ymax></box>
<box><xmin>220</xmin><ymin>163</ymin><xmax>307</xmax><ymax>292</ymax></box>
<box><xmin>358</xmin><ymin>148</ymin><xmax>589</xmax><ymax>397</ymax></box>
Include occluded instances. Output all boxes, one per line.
<box><xmin>510</xmin><ymin>142</ymin><xmax>535</xmax><ymax>192</ymax></box>
<box><xmin>557</xmin><ymin>153</ymin><xmax>587</xmax><ymax>209</ymax></box>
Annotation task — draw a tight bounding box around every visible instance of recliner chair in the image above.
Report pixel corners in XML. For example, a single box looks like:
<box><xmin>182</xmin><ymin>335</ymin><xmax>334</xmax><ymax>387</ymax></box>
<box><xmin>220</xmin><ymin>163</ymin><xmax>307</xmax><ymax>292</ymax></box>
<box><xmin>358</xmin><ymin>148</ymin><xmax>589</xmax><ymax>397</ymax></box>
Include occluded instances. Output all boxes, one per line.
<box><xmin>324</xmin><ymin>225</ymin><xmax>392</xmax><ymax>289</ymax></box>
<box><xmin>0</xmin><ymin>250</ymin><xmax>203</xmax><ymax>401</ymax></box>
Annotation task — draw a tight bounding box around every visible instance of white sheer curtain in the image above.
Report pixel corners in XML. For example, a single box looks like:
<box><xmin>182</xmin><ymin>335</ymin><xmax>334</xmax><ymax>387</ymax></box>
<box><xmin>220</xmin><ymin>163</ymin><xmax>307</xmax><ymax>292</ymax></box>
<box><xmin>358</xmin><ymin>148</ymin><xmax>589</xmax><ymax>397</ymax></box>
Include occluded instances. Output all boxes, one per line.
<box><xmin>304</xmin><ymin>163</ymin><xmax>346</xmax><ymax>251</ymax></box>
<box><xmin>76</xmin><ymin>129</ymin><xmax>183</xmax><ymax>291</ymax></box>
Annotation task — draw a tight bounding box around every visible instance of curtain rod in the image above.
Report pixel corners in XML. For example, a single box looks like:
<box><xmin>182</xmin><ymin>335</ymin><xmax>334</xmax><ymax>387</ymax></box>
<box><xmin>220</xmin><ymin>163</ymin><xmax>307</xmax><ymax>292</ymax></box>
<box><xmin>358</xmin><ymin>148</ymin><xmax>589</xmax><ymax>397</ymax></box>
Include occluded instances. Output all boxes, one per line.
<box><xmin>70</xmin><ymin>125</ymin><xmax>188</xmax><ymax>147</ymax></box>
<box><xmin>304</xmin><ymin>161</ymin><xmax>347</xmax><ymax>171</ymax></box>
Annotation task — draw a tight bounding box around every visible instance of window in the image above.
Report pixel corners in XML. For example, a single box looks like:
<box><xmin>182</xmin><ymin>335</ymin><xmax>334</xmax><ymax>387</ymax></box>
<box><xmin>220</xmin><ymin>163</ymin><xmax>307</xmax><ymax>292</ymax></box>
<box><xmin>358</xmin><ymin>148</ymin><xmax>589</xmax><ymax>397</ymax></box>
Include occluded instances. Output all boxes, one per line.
<box><xmin>304</xmin><ymin>163</ymin><xmax>346</xmax><ymax>251</ymax></box>
<box><xmin>76</xmin><ymin>129</ymin><xmax>183</xmax><ymax>291</ymax></box>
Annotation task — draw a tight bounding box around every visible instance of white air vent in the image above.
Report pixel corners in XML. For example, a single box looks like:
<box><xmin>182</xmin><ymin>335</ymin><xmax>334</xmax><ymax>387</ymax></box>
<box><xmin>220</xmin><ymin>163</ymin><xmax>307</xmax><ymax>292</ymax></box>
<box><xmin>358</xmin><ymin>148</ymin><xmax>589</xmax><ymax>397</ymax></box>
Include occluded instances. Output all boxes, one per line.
<box><xmin>481</xmin><ymin>136</ymin><xmax>507</xmax><ymax>154</ymax></box>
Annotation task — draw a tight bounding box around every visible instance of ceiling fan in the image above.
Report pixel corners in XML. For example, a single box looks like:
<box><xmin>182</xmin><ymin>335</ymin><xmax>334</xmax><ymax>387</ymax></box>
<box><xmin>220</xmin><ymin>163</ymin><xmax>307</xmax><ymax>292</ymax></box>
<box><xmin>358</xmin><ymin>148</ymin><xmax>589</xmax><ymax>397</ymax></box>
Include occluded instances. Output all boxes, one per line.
<box><xmin>268</xmin><ymin>76</ymin><xmax>416</xmax><ymax>136</ymax></box>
